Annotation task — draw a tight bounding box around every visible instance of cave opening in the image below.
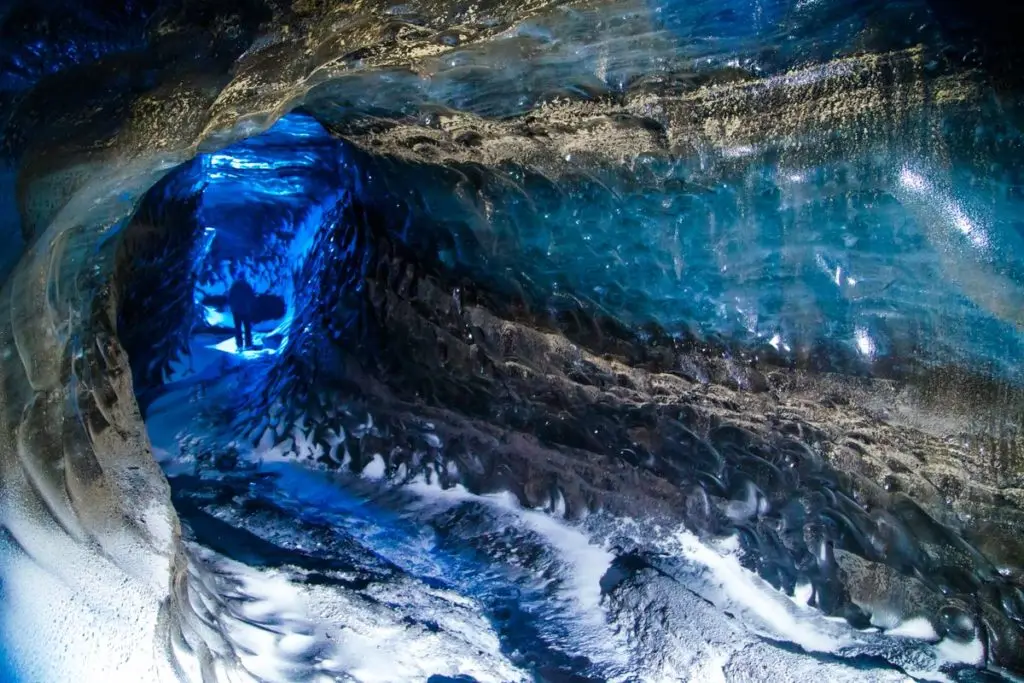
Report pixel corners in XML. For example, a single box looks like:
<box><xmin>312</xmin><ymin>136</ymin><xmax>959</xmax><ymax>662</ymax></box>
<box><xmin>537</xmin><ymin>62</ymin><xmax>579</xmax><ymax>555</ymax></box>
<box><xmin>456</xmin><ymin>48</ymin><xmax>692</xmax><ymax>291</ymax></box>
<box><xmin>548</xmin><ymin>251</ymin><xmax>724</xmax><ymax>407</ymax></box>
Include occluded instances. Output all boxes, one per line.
<box><xmin>118</xmin><ymin>113</ymin><xmax>349</xmax><ymax>398</ymax></box>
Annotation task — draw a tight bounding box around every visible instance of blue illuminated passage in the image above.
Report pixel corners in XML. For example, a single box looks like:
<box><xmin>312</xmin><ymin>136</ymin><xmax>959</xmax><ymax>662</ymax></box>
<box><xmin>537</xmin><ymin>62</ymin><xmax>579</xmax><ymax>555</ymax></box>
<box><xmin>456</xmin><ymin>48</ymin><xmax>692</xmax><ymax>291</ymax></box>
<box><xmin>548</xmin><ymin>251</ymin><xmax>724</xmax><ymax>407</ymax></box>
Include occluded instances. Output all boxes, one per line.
<box><xmin>168</xmin><ymin>108</ymin><xmax>1024</xmax><ymax>380</ymax></box>
<box><xmin>182</xmin><ymin>114</ymin><xmax>349</xmax><ymax>361</ymax></box>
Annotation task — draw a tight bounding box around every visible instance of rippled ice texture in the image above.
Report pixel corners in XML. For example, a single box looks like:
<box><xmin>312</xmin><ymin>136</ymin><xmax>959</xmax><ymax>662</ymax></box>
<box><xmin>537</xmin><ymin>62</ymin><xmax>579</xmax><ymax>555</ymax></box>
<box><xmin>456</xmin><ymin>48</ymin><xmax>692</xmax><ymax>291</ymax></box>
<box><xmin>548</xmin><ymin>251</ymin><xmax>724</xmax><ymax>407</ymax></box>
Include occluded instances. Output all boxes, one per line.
<box><xmin>0</xmin><ymin>0</ymin><xmax>1022</xmax><ymax>682</ymax></box>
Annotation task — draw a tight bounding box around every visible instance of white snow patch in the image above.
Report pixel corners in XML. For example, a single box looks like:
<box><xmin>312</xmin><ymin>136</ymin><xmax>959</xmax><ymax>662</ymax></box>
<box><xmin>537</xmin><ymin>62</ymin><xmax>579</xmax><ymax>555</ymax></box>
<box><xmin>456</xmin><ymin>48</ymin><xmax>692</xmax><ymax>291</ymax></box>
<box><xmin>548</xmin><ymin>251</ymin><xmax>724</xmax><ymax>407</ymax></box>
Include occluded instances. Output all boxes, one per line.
<box><xmin>186</xmin><ymin>547</ymin><xmax>525</xmax><ymax>683</ymax></box>
<box><xmin>670</xmin><ymin>529</ymin><xmax>852</xmax><ymax>653</ymax></box>
<box><xmin>791</xmin><ymin>582</ymin><xmax>814</xmax><ymax>607</ymax></box>
<box><xmin>492</xmin><ymin>491</ymin><xmax>612</xmax><ymax>617</ymax></box>
<box><xmin>403</xmin><ymin>478</ymin><xmax>628</xmax><ymax>666</ymax></box>
<box><xmin>887</xmin><ymin>617</ymin><xmax>938</xmax><ymax>640</ymax></box>
<box><xmin>0</xmin><ymin>517</ymin><xmax>174</xmax><ymax>683</ymax></box>
<box><xmin>937</xmin><ymin>637</ymin><xmax>985</xmax><ymax>667</ymax></box>
<box><xmin>361</xmin><ymin>454</ymin><xmax>386</xmax><ymax>480</ymax></box>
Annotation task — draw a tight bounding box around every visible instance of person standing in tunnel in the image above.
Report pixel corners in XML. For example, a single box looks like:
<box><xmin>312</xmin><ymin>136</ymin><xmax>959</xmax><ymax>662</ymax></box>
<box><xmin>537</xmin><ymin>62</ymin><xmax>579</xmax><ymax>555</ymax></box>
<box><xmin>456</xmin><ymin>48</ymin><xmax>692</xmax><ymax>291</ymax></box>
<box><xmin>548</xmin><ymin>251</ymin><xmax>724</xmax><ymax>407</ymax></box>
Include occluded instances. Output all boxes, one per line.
<box><xmin>228</xmin><ymin>272</ymin><xmax>257</xmax><ymax>350</ymax></box>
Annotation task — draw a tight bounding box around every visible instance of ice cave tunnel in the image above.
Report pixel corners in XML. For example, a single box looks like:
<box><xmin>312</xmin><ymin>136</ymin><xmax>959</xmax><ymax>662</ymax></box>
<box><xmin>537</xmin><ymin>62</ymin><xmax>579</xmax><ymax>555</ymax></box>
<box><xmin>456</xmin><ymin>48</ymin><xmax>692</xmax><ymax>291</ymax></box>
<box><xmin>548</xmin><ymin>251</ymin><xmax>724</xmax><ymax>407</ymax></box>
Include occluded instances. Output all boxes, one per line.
<box><xmin>0</xmin><ymin>0</ymin><xmax>1023</xmax><ymax>681</ymax></box>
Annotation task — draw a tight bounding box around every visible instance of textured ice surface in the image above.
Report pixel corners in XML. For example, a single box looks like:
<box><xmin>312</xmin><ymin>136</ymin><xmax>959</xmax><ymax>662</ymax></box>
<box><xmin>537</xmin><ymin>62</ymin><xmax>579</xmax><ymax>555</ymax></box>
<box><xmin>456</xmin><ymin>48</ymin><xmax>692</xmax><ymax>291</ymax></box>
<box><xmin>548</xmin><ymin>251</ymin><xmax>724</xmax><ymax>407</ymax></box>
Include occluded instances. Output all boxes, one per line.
<box><xmin>141</xmin><ymin>375</ymin><xmax>987</xmax><ymax>682</ymax></box>
<box><xmin>0</xmin><ymin>0</ymin><xmax>1023</xmax><ymax>681</ymax></box>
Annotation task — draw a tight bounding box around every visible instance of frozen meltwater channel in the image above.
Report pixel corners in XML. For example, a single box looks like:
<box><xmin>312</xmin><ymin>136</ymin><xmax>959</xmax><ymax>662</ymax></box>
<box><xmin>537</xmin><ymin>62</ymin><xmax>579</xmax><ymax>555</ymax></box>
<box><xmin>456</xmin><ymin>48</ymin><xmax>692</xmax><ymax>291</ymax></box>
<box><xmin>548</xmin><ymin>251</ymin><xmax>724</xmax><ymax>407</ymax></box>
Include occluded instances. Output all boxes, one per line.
<box><xmin>137</xmin><ymin>370</ymin><xmax>990</xmax><ymax>683</ymax></box>
<box><xmin>148</xmin><ymin>379</ymin><xmax>628</xmax><ymax>682</ymax></box>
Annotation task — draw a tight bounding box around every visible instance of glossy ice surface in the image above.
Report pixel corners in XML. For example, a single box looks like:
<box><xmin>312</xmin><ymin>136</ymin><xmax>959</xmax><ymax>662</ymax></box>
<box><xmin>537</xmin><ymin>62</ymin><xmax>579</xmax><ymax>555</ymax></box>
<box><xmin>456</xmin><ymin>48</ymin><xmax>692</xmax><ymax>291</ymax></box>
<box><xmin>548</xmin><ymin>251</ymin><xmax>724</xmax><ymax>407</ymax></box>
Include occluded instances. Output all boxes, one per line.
<box><xmin>0</xmin><ymin>0</ymin><xmax>1022</xmax><ymax>681</ymax></box>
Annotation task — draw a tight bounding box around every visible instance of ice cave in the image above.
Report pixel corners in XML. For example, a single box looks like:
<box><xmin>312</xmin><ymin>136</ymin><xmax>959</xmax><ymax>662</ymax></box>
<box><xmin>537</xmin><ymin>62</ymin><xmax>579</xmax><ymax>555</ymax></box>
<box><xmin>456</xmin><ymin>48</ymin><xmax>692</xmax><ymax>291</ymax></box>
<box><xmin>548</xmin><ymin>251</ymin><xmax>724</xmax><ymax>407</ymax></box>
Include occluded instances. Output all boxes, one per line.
<box><xmin>0</xmin><ymin>0</ymin><xmax>1022</xmax><ymax>681</ymax></box>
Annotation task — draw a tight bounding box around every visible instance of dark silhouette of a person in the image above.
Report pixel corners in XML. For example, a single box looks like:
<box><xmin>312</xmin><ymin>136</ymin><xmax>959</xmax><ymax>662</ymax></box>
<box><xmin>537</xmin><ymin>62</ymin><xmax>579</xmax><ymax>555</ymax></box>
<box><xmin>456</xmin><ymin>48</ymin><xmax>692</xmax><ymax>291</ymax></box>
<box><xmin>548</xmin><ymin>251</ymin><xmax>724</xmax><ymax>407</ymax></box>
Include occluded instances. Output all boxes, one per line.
<box><xmin>228</xmin><ymin>275</ymin><xmax>257</xmax><ymax>350</ymax></box>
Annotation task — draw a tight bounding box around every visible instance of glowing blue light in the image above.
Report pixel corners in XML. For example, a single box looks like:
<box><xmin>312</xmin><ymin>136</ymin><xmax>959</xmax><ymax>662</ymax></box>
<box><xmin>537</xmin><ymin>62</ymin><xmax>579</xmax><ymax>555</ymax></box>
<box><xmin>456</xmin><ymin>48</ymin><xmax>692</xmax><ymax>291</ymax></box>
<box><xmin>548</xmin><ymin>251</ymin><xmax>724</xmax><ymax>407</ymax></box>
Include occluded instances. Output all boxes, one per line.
<box><xmin>209</xmin><ymin>335</ymin><xmax>285</xmax><ymax>359</ymax></box>
<box><xmin>209</xmin><ymin>155</ymin><xmax>282</xmax><ymax>171</ymax></box>
<box><xmin>179</xmin><ymin>113</ymin><xmax>346</xmax><ymax>361</ymax></box>
<box><xmin>202</xmin><ymin>306</ymin><xmax>232</xmax><ymax>328</ymax></box>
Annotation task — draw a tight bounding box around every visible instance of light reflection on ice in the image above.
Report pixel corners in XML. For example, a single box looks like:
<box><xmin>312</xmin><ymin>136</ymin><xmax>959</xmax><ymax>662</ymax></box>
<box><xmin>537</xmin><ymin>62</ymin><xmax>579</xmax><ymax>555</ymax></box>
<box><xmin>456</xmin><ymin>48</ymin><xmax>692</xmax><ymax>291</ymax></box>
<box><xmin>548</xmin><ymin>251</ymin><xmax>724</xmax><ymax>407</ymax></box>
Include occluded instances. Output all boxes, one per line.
<box><xmin>898</xmin><ymin>166</ymin><xmax>990</xmax><ymax>249</ymax></box>
<box><xmin>855</xmin><ymin>325</ymin><xmax>876</xmax><ymax>357</ymax></box>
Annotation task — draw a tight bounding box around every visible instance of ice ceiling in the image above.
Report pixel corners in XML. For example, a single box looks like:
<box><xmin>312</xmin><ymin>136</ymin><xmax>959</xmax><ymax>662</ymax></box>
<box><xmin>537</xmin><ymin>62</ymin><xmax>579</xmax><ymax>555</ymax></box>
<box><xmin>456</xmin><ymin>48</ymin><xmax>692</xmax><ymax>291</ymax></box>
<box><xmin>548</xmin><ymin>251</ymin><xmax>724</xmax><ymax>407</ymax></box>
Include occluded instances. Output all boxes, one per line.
<box><xmin>0</xmin><ymin>0</ymin><xmax>1023</xmax><ymax>681</ymax></box>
